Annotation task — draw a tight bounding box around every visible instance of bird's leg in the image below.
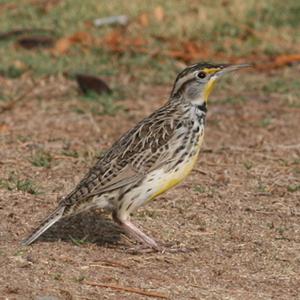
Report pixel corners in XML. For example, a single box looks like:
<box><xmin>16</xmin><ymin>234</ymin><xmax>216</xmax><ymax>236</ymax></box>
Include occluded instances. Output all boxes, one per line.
<box><xmin>112</xmin><ymin>212</ymin><xmax>159</xmax><ymax>250</ymax></box>
<box><xmin>121</xmin><ymin>220</ymin><xmax>159</xmax><ymax>249</ymax></box>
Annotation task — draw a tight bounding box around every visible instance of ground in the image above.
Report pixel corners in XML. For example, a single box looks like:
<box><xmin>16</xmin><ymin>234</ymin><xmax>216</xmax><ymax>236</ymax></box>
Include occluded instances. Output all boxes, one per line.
<box><xmin>0</xmin><ymin>1</ymin><xmax>300</xmax><ymax>299</ymax></box>
<box><xmin>1</xmin><ymin>66</ymin><xmax>299</xmax><ymax>299</ymax></box>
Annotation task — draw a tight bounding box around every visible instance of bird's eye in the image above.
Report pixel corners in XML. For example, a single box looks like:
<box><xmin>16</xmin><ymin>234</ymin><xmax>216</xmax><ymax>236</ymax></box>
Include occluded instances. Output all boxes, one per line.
<box><xmin>197</xmin><ymin>72</ymin><xmax>206</xmax><ymax>79</ymax></box>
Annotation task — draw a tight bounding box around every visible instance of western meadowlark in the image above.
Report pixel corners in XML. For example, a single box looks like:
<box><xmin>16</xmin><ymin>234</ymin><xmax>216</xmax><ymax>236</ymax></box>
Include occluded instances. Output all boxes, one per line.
<box><xmin>22</xmin><ymin>62</ymin><xmax>250</xmax><ymax>250</ymax></box>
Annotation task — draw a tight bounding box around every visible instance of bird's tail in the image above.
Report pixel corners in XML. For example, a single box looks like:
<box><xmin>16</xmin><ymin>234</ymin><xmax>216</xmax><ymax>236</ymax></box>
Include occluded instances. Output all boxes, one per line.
<box><xmin>21</xmin><ymin>205</ymin><xmax>66</xmax><ymax>246</ymax></box>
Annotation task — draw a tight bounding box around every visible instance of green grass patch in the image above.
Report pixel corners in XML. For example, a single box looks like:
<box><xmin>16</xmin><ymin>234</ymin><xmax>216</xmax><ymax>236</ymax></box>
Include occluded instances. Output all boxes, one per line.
<box><xmin>262</xmin><ymin>78</ymin><xmax>300</xmax><ymax>95</ymax></box>
<box><xmin>80</xmin><ymin>91</ymin><xmax>123</xmax><ymax>116</ymax></box>
<box><xmin>0</xmin><ymin>65</ymin><xmax>25</xmax><ymax>78</ymax></box>
<box><xmin>0</xmin><ymin>0</ymin><xmax>299</xmax><ymax>90</ymax></box>
<box><xmin>30</xmin><ymin>150</ymin><xmax>52</xmax><ymax>168</ymax></box>
<box><xmin>73</xmin><ymin>274</ymin><xmax>86</xmax><ymax>283</ymax></box>
<box><xmin>0</xmin><ymin>174</ymin><xmax>41</xmax><ymax>195</ymax></box>
<box><xmin>15</xmin><ymin>179</ymin><xmax>40</xmax><ymax>194</ymax></box>
<box><xmin>193</xmin><ymin>185</ymin><xmax>218</xmax><ymax>197</ymax></box>
<box><xmin>259</xmin><ymin>117</ymin><xmax>273</xmax><ymax>128</ymax></box>
<box><xmin>194</xmin><ymin>185</ymin><xmax>206</xmax><ymax>193</ymax></box>
<box><xmin>61</xmin><ymin>149</ymin><xmax>79</xmax><ymax>158</ymax></box>
<box><xmin>287</xmin><ymin>184</ymin><xmax>300</xmax><ymax>193</ymax></box>
<box><xmin>53</xmin><ymin>273</ymin><xmax>62</xmax><ymax>281</ymax></box>
<box><xmin>69</xmin><ymin>235</ymin><xmax>89</xmax><ymax>246</ymax></box>
<box><xmin>243</xmin><ymin>161</ymin><xmax>253</xmax><ymax>170</ymax></box>
<box><xmin>256</xmin><ymin>181</ymin><xmax>268</xmax><ymax>193</ymax></box>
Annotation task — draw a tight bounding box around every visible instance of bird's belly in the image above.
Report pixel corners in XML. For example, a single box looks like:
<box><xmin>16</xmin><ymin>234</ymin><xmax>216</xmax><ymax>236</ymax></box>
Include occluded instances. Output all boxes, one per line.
<box><xmin>117</xmin><ymin>134</ymin><xmax>204</xmax><ymax>216</ymax></box>
<box><xmin>150</xmin><ymin>152</ymin><xmax>199</xmax><ymax>199</ymax></box>
<box><xmin>148</xmin><ymin>134</ymin><xmax>204</xmax><ymax>199</ymax></box>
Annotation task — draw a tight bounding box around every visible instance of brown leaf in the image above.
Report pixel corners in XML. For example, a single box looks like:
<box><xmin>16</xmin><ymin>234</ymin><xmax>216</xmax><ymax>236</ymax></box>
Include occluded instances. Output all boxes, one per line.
<box><xmin>69</xmin><ymin>31</ymin><xmax>93</xmax><ymax>45</ymax></box>
<box><xmin>168</xmin><ymin>41</ymin><xmax>211</xmax><ymax>63</ymax></box>
<box><xmin>53</xmin><ymin>31</ymin><xmax>94</xmax><ymax>55</ymax></box>
<box><xmin>76</xmin><ymin>74</ymin><xmax>111</xmax><ymax>95</ymax></box>
<box><xmin>13</xmin><ymin>60</ymin><xmax>28</xmax><ymax>69</ymax></box>
<box><xmin>131</xmin><ymin>37</ymin><xmax>147</xmax><ymax>47</ymax></box>
<box><xmin>0</xmin><ymin>0</ymin><xmax>61</xmax><ymax>15</ymax></box>
<box><xmin>0</xmin><ymin>123</ymin><xmax>10</xmax><ymax>133</ymax></box>
<box><xmin>169</xmin><ymin>42</ymin><xmax>199</xmax><ymax>63</ymax></box>
<box><xmin>274</xmin><ymin>54</ymin><xmax>300</xmax><ymax>66</ymax></box>
<box><xmin>154</xmin><ymin>6</ymin><xmax>164</xmax><ymax>22</ymax></box>
<box><xmin>138</xmin><ymin>13</ymin><xmax>149</xmax><ymax>27</ymax></box>
<box><xmin>103</xmin><ymin>30</ymin><xmax>147</xmax><ymax>53</ymax></box>
<box><xmin>254</xmin><ymin>54</ymin><xmax>300</xmax><ymax>71</ymax></box>
<box><xmin>0</xmin><ymin>2</ymin><xmax>17</xmax><ymax>13</ymax></box>
<box><xmin>53</xmin><ymin>37</ymin><xmax>72</xmax><ymax>54</ymax></box>
<box><xmin>183</xmin><ymin>41</ymin><xmax>201</xmax><ymax>57</ymax></box>
<box><xmin>16</xmin><ymin>35</ymin><xmax>55</xmax><ymax>49</ymax></box>
<box><xmin>104</xmin><ymin>30</ymin><xmax>123</xmax><ymax>51</ymax></box>
<box><xmin>33</xmin><ymin>0</ymin><xmax>62</xmax><ymax>13</ymax></box>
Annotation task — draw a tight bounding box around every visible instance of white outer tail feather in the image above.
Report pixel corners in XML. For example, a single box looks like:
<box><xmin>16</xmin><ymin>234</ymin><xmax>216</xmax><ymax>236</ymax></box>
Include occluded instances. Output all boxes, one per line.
<box><xmin>22</xmin><ymin>206</ymin><xmax>65</xmax><ymax>246</ymax></box>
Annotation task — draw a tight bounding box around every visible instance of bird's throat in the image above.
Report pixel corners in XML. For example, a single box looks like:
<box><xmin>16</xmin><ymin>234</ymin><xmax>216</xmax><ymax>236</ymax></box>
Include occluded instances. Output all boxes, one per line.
<box><xmin>203</xmin><ymin>79</ymin><xmax>216</xmax><ymax>102</ymax></box>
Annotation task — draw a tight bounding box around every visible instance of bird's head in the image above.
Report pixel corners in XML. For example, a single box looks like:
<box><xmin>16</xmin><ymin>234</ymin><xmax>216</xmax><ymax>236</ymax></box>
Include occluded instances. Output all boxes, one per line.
<box><xmin>171</xmin><ymin>62</ymin><xmax>251</xmax><ymax>107</ymax></box>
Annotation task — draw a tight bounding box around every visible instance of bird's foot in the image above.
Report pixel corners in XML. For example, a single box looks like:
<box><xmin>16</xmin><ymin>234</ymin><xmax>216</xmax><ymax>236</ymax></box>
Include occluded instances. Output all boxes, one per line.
<box><xmin>158</xmin><ymin>241</ymin><xmax>197</xmax><ymax>253</ymax></box>
<box><xmin>113</xmin><ymin>214</ymin><xmax>194</xmax><ymax>254</ymax></box>
<box><xmin>113</xmin><ymin>214</ymin><xmax>159</xmax><ymax>251</ymax></box>
<box><xmin>125</xmin><ymin>244</ymin><xmax>160</xmax><ymax>254</ymax></box>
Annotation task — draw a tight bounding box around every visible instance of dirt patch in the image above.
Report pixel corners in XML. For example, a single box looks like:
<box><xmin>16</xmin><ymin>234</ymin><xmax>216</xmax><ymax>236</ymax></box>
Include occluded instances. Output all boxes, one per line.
<box><xmin>0</xmin><ymin>69</ymin><xmax>299</xmax><ymax>299</ymax></box>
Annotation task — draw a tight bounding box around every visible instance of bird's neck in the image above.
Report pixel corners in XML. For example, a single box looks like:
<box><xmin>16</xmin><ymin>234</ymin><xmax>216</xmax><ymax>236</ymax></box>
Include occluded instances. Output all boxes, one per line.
<box><xmin>193</xmin><ymin>102</ymin><xmax>207</xmax><ymax>113</ymax></box>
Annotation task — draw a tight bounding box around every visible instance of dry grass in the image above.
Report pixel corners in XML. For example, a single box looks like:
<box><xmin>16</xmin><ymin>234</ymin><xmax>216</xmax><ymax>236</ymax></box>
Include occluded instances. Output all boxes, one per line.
<box><xmin>1</xmin><ymin>0</ymin><xmax>300</xmax><ymax>82</ymax></box>
<box><xmin>0</xmin><ymin>1</ymin><xmax>300</xmax><ymax>299</ymax></box>
<box><xmin>0</xmin><ymin>65</ymin><xmax>299</xmax><ymax>299</ymax></box>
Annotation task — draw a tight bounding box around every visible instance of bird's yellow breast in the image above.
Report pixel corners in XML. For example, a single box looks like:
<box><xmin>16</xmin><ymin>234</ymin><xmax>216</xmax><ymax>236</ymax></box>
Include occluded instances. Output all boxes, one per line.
<box><xmin>150</xmin><ymin>135</ymin><xmax>203</xmax><ymax>199</ymax></box>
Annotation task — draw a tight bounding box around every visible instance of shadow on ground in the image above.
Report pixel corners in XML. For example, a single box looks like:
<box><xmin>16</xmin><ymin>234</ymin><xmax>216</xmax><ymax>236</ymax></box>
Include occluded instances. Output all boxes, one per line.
<box><xmin>37</xmin><ymin>211</ymin><xmax>124</xmax><ymax>247</ymax></box>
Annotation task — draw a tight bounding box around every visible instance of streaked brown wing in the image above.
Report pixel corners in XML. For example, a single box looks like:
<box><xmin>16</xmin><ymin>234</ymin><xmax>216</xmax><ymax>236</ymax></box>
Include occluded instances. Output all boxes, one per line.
<box><xmin>61</xmin><ymin>102</ymin><xmax>184</xmax><ymax>206</ymax></box>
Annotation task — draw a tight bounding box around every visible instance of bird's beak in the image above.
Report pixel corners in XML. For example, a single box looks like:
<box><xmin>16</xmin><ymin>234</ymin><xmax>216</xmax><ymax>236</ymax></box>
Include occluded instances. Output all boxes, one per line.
<box><xmin>203</xmin><ymin>63</ymin><xmax>251</xmax><ymax>102</ymax></box>
<box><xmin>213</xmin><ymin>63</ymin><xmax>252</xmax><ymax>78</ymax></box>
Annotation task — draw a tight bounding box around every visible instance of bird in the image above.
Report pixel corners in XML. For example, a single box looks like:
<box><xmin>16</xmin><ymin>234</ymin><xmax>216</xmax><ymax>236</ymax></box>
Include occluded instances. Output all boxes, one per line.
<box><xmin>22</xmin><ymin>62</ymin><xmax>251</xmax><ymax>250</ymax></box>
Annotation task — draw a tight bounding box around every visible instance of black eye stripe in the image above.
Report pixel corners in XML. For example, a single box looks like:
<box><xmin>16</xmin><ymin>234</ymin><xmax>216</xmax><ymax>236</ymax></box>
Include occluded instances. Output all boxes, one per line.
<box><xmin>197</xmin><ymin>72</ymin><xmax>206</xmax><ymax>79</ymax></box>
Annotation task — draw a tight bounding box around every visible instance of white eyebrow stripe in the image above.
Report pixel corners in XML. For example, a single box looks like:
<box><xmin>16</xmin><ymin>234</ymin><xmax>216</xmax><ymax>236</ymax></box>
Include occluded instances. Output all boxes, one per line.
<box><xmin>173</xmin><ymin>72</ymin><xmax>195</xmax><ymax>95</ymax></box>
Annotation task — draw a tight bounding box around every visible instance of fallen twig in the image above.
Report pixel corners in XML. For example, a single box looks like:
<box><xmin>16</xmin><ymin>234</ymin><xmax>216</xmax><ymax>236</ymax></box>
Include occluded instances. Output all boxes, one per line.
<box><xmin>193</xmin><ymin>169</ymin><xmax>209</xmax><ymax>176</ymax></box>
<box><xmin>85</xmin><ymin>281</ymin><xmax>169</xmax><ymax>299</ymax></box>
<box><xmin>94</xmin><ymin>15</ymin><xmax>129</xmax><ymax>27</ymax></box>
<box><xmin>92</xmin><ymin>259</ymin><xmax>130</xmax><ymax>269</ymax></box>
